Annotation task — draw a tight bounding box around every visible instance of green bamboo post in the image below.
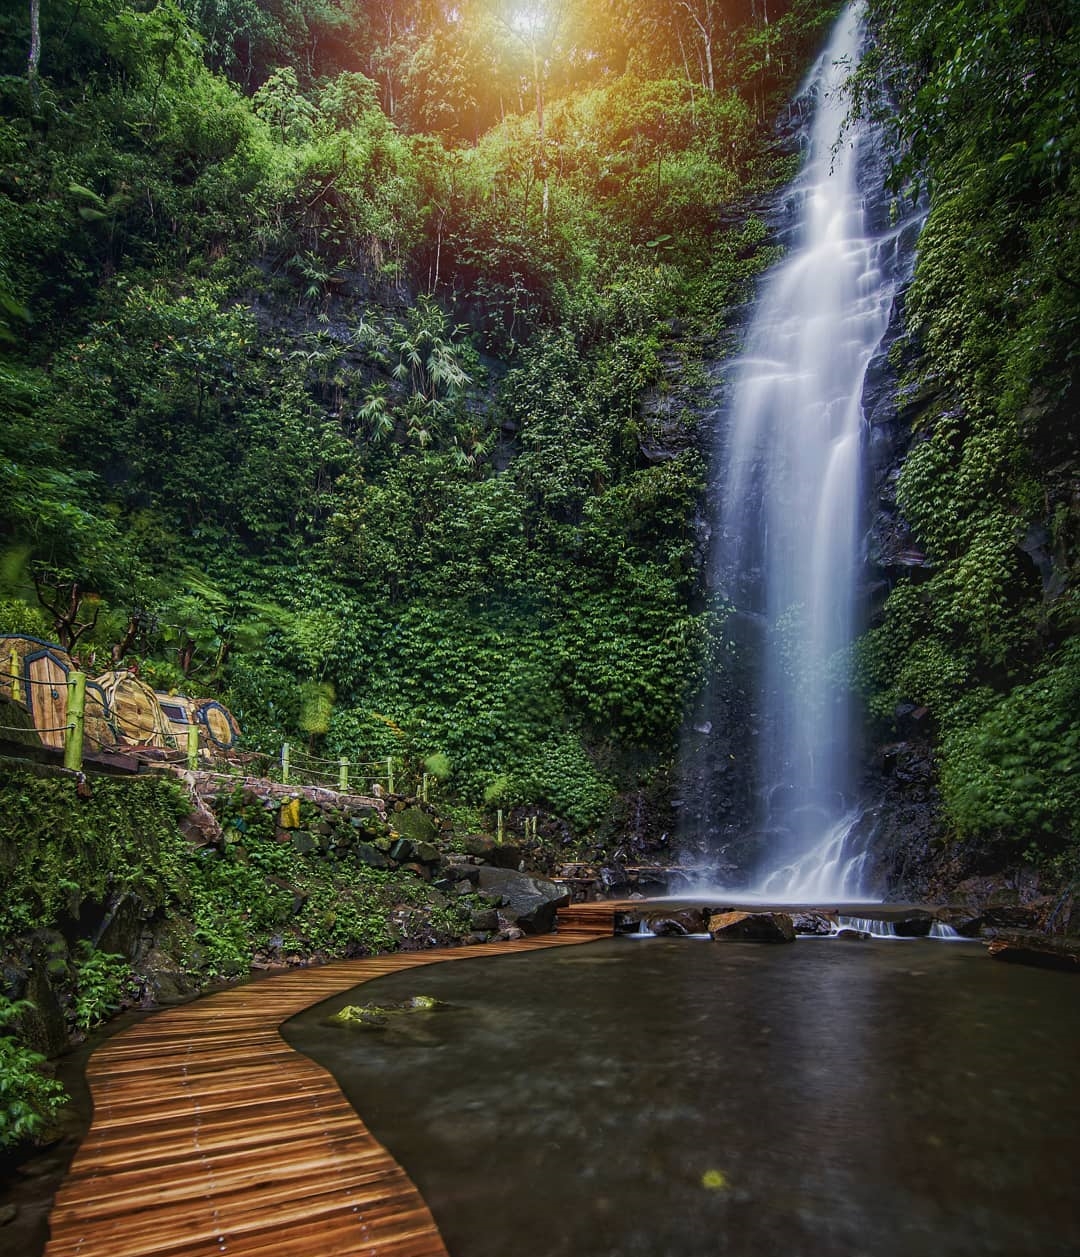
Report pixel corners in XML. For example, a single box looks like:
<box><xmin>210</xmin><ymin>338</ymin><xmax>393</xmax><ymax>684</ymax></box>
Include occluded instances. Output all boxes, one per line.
<box><xmin>421</xmin><ymin>772</ymin><xmax>429</xmax><ymax>803</ymax></box>
<box><xmin>64</xmin><ymin>672</ymin><xmax>86</xmax><ymax>772</ymax></box>
<box><xmin>9</xmin><ymin>650</ymin><xmax>20</xmax><ymax>704</ymax></box>
<box><xmin>387</xmin><ymin>756</ymin><xmax>395</xmax><ymax>795</ymax></box>
<box><xmin>186</xmin><ymin>720</ymin><xmax>199</xmax><ymax>771</ymax></box>
<box><xmin>339</xmin><ymin>757</ymin><xmax>349</xmax><ymax>792</ymax></box>
<box><xmin>281</xmin><ymin>742</ymin><xmax>291</xmax><ymax>785</ymax></box>
<box><xmin>496</xmin><ymin>808</ymin><xmax>504</xmax><ymax>845</ymax></box>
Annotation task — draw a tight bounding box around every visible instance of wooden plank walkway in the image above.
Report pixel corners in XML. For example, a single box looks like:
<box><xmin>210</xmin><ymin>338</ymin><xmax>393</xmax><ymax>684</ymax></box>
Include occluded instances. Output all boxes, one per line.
<box><xmin>44</xmin><ymin>915</ymin><xmax>615</xmax><ymax>1257</ymax></box>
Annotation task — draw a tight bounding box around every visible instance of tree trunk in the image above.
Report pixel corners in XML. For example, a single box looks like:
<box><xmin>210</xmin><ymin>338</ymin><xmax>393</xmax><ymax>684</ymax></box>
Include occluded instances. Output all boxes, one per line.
<box><xmin>28</xmin><ymin>0</ymin><xmax>41</xmax><ymax>110</ymax></box>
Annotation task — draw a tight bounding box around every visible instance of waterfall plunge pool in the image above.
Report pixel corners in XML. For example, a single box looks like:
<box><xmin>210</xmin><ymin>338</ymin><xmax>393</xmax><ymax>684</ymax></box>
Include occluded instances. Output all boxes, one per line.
<box><xmin>283</xmin><ymin>938</ymin><xmax>1080</xmax><ymax>1257</ymax></box>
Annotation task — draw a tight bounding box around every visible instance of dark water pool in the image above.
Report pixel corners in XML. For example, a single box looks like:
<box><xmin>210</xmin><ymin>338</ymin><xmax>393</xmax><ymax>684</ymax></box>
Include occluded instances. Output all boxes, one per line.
<box><xmin>283</xmin><ymin>939</ymin><xmax>1080</xmax><ymax>1257</ymax></box>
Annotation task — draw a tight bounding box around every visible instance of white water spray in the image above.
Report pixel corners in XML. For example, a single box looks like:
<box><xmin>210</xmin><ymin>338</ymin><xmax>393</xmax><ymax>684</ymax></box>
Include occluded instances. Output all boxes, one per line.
<box><xmin>713</xmin><ymin>4</ymin><xmax>917</xmax><ymax>899</ymax></box>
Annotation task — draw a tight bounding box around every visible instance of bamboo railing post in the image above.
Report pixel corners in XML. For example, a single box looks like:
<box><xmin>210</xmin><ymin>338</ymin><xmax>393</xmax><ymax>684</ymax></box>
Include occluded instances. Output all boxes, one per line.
<box><xmin>281</xmin><ymin>742</ymin><xmax>291</xmax><ymax>785</ymax></box>
<box><xmin>421</xmin><ymin>772</ymin><xmax>430</xmax><ymax>803</ymax></box>
<box><xmin>386</xmin><ymin>756</ymin><xmax>395</xmax><ymax>795</ymax></box>
<box><xmin>496</xmin><ymin>808</ymin><xmax>504</xmax><ymax>845</ymax></box>
<box><xmin>64</xmin><ymin>672</ymin><xmax>86</xmax><ymax>772</ymax></box>
<box><xmin>186</xmin><ymin>721</ymin><xmax>199</xmax><ymax>771</ymax></box>
<box><xmin>338</xmin><ymin>757</ymin><xmax>349</xmax><ymax>792</ymax></box>
<box><xmin>9</xmin><ymin>649</ymin><xmax>20</xmax><ymax>704</ymax></box>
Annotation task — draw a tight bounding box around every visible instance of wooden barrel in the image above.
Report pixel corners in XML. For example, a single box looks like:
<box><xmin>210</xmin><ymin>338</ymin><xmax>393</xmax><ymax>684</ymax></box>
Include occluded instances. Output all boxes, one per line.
<box><xmin>155</xmin><ymin>692</ymin><xmax>195</xmax><ymax>743</ymax></box>
<box><xmin>0</xmin><ymin>635</ymin><xmax>64</xmax><ymax>741</ymax></box>
<box><xmin>0</xmin><ymin>636</ymin><xmax>118</xmax><ymax>752</ymax></box>
<box><xmin>95</xmin><ymin>671</ymin><xmax>177</xmax><ymax>750</ymax></box>
<box><xmin>84</xmin><ymin>680</ymin><xmax>120</xmax><ymax>752</ymax></box>
<box><xmin>194</xmin><ymin>698</ymin><xmax>241</xmax><ymax>749</ymax></box>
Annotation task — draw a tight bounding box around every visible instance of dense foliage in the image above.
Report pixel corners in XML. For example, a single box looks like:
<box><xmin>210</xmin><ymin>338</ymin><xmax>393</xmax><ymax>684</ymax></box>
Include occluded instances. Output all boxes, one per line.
<box><xmin>0</xmin><ymin>0</ymin><xmax>835</xmax><ymax>831</ymax></box>
<box><xmin>853</xmin><ymin>0</ymin><xmax>1079</xmax><ymax>869</ymax></box>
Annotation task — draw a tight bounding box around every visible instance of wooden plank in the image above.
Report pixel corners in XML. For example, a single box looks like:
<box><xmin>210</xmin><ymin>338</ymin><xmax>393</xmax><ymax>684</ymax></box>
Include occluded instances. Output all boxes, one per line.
<box><xmin>45</xmin><ymin>921</ymin><xmax>604</xmax><ymax>1257</ymax></box>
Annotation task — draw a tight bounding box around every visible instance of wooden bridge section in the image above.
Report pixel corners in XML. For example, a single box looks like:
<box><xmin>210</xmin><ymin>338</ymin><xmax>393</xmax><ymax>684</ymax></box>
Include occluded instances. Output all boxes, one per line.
<box><xmin>44</xmin><ymin>913</ymin><xmax>616</xmax><ymax>1257</ymax></box>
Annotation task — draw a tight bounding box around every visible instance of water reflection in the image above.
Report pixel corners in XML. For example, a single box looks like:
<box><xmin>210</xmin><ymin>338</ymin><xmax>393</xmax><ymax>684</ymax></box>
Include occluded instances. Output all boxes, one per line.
<box><xmin>284</xmin><ymin>941</ymin><xmax>1080</xmax><ymax>1257</ymax></box>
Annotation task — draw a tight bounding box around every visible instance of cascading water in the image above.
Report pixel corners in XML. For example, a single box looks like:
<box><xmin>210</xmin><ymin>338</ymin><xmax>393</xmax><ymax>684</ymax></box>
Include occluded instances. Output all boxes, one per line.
<box><xmin>706</xmin><ymin>2</ymin><xmax>920</xmax><ymax>899</ymax></box>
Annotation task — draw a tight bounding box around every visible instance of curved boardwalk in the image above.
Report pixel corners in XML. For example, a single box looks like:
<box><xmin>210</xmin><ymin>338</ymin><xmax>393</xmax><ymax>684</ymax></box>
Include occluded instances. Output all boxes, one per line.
<box><xmin>44</xmin><ymin>914</ymin><xmax>615</xmax><ymax>1257</ymax></box>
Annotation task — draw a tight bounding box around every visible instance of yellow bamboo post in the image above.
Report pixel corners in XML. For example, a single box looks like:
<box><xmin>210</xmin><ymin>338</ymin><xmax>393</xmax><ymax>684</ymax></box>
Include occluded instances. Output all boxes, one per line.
<box><xmin>386</xmin><ymin>756</ymin><xmax>395</xmax><ymax>795</ymax></box>
<box><xmin>64</xmin><ymin>672</ymin><xmax>86</xmax><ymax>771</ymax></box>
<box><xmin>9</xmin><ymin>650</ymin><xmax>20</xmax><ymax>704</ymax></box>
<box><xmin>281</xmin><ymin>742</ymin><xmax>291</xmax><ymax>785</ymax></box>
<box><xmin>186</xmin><ymin>721</ymin><xmax>199</xmax><ymax>771</ymax></box>
<box><xmin>422</xmin><ymin>772</ymin><xmax>430</xmax><ymax>803</ymax></box>
<box><xmin>338</xmin><ymin>757</ymin><xmax>349</xmax><ymax>792</ymax></box>
<box><xmin>496</xmin><ymin>808</ymin><xmax>504</xmax><ymax>845</ymax></box>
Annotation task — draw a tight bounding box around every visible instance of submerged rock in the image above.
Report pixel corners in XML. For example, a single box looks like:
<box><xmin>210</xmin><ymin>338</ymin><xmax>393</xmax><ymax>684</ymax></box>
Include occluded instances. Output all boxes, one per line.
<box><xmin>708</xmin><ymin>911</ymin><xmax>796</xmax><ymax>943</ymax></box>
<box><xmin>329</xmin><ymin>1005</ymin><xmax>391</xmax><ymax>1029</ymax></box>
<box><xmin>329</xmin><ymin>994</ymin><xmax>449</xmax><ymax>1028</ymax></box>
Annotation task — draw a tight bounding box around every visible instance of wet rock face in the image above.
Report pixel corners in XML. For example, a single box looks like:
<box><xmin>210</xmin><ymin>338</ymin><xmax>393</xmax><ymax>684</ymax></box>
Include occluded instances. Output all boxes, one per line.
<box><xmin>987</xmin><ymin>932</ymin><xmax>1080</xmax><ymax>973</ymax></box>
<box><xmin>476</xmin><ymin>867</ymin><xmax>570</xmax><ymax>935</ymax></box>
<box><xmin>708</xmin><ymin>910</ymin><xmax>796</xmax><ymax>944</ymax></box>
<box><xmin>891</xmin><ymin>913</ymin><xmax>935</xmax><ymax>938</ymax></box>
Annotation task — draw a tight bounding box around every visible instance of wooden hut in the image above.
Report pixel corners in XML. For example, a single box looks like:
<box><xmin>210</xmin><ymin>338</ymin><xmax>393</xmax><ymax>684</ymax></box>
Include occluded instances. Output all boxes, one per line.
<box><xmin>0</xmin><ymin>635</ymin><xmax>118</xmax><ymax>752</ymax></box>
<box><xmin>95</xmin><ymin>670</ymin><xmax>177</xmax><ymax>750</ymax></box>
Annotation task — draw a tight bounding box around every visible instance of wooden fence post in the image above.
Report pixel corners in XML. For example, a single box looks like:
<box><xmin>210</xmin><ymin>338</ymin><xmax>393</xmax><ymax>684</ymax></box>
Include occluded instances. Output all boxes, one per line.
<box><xmin>386</xmin><ymin>756</ymin><xmax>395</xmax><ymax>795</ymax></box>
<box><xmin>186</xmin><ymin>721</ymin><xmax>199</xmax><ymax>771</ymax></box>
<box><xmin>281</xmin><ymin>742</ymin><xmax>290</xmax><ymax>785</ymax></box>
<box><xmin>64</xmin><ymin>672</ymin><xmax>86</xmax><ymax>772</ymax></box>
<box><xmin>421</xmin><ymin>772</ymin><xmax>429</xmax><ymax>803</ymax></box>
<box><xmin>339</xmin><ymin>757</ymin><xmax>349</xmax><ymax>792</ymax></box>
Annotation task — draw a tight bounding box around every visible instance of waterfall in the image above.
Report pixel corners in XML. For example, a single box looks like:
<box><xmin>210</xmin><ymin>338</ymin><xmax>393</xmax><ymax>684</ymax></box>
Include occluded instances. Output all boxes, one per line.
<box><xmin>706</xmin><ymin>2</ymin><xmax>919</xmax><ymax>899</ymax></box>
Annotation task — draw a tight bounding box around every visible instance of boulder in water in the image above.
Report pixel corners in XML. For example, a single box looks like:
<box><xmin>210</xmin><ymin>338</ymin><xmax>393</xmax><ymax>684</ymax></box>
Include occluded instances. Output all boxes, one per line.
<box><xmin>792</xmin><ymin>912</ymin><xmax>837</xmax><ymax>936</ymax></box>
<box><xmin>643</xmin><ymin>908</ymin><xmax>710</xmax><ymax>936</ymax></box>
<box><xmin>892</xmin><ymin>913</ymin><xmax>934</xmax><ymax>937</ymax></box>
<box><xmin>708</xmin><ymin>911</ymin><xmax>795</xmax><ymax>943</ymax></box>
<box><xmin>476</xmin><ymin>866</ymin><xmax>569</xmax><ymax>934</ymax></box>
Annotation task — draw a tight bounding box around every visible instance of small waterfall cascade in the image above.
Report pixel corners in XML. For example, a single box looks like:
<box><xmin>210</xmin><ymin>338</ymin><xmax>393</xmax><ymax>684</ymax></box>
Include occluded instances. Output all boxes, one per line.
<box><xmin>711</xmin><ymin>2</ymin><xmax>918</xmax><ymax>899</ymax></box>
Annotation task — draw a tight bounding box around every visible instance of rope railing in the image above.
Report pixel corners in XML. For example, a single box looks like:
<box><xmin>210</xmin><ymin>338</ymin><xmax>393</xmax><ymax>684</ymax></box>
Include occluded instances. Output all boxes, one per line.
<box><xmin>0</xmin><ymin>721</ymin><xmax>72</xmax><ymax>735</ymax></box>
<box><xmin>1</xmin><ymin>664</ymin><xmax>433</xmax><ymax>799</ymax></box>
<box><xmin>278</xmin><ymin>744</ymin><xmax>430</xmax><ymax>797</ymax></box>
<box><xmin>0</xmin><ymin>674</ymin><xmax>75</xmax><ymax>687</ymax></box>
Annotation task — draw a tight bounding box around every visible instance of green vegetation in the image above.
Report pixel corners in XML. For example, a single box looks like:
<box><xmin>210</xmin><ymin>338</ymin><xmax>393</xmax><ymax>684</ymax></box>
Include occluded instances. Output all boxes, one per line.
<box><xmin>852</xmin><ymin>0</ymin><xmax>1079</xmax><ymax>866</ymax></box>
<box><xmin>0</xmin><ymin>0</ymin><xmax>836</xmax><ymax>835</ymax></box>
<box><xmin>0</xmin><ymin>996</ymin><xmax>67</xmax><ymax>1150</ymax></box>
<box><xmin>0</xmin><ymin>772</ymin><xmax>472</xmax><ymax>976</ymax></box>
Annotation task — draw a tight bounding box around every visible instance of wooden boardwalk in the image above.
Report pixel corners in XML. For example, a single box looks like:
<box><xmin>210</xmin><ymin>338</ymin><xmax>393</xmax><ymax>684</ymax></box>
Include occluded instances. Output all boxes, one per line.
<box><xmin>44</xmin><ymin>914</ymin><xmax>615</xmax><ymax>1257</ymax></box>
